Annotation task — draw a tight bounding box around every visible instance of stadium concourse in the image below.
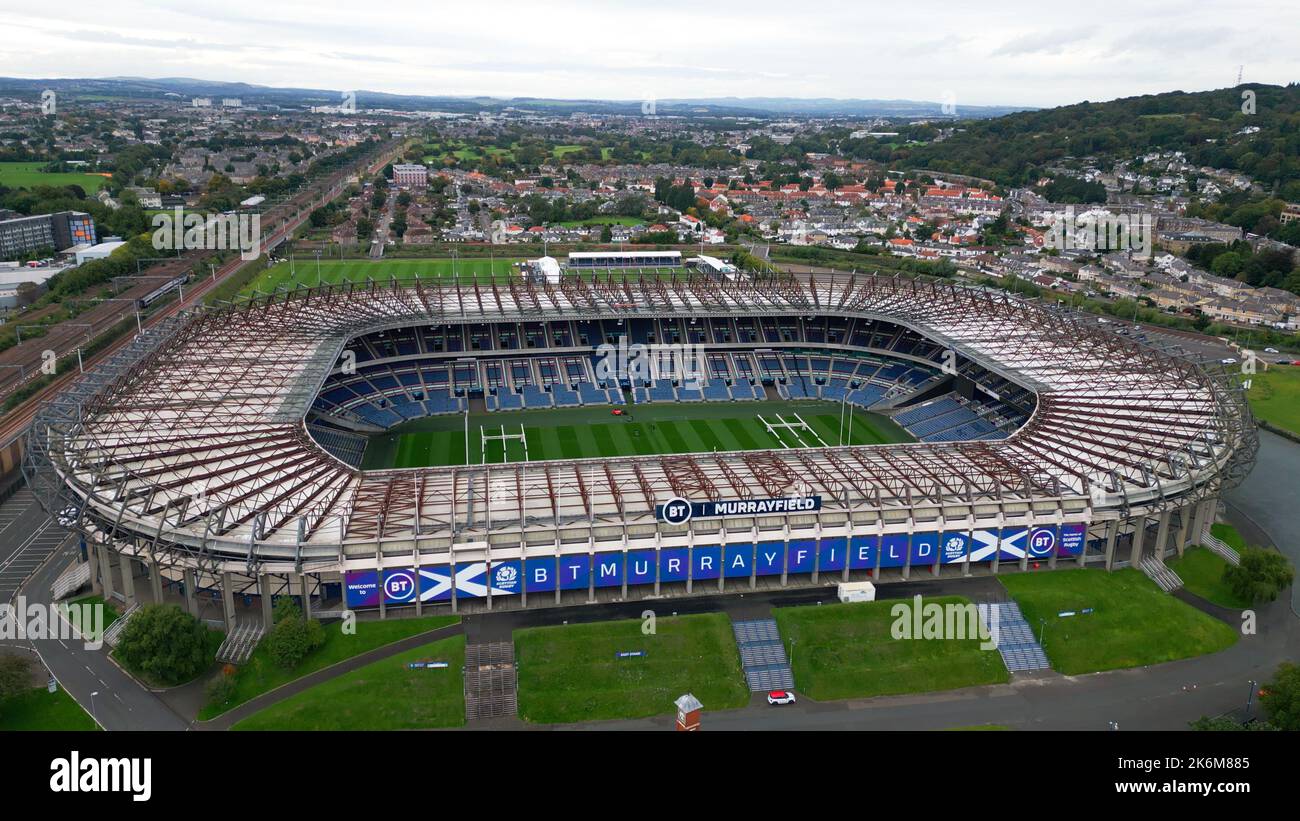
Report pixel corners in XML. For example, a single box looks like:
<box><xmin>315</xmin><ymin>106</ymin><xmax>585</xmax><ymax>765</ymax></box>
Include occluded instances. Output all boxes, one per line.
<box><xmin>24</xmin><ymin>270</ymin><xmax>1255</xmax><ymax>633</ymax></box>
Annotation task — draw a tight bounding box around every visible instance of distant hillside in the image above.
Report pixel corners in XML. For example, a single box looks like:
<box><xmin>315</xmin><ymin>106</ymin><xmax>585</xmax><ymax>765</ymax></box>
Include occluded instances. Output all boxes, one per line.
<box><xmin>0</xmin><ymin>76</ymin><xmax>1027</xmax><ymax>119</ymax></box>
<box><xmin>846</xmin><ymin>84</ymin><xmax>1300</xmax><ymax>198</ymax></box>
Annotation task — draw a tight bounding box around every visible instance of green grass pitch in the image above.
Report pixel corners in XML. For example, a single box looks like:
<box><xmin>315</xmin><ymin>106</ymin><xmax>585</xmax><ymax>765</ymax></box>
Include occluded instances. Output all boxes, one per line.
<box><xmin>360</xmin><ymin>399</ymin><xmax>914</xmax><ymax>469</ymax></box>
<box><xmin>239</xmin><ymin>257</ymin><xmax>527</xmax><ymax>295</ymax></box>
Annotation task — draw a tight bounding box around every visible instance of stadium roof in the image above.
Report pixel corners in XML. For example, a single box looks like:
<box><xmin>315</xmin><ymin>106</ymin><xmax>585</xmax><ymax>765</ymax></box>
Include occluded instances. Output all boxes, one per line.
<box><xmin>32</xmin><ymin>271</ymin><xmax>1254</xmax><ymax>564</ymax></box>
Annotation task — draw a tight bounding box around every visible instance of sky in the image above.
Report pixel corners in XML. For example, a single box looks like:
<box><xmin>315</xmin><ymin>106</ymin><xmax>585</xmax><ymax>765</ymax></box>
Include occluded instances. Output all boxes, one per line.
<box><xmin>1</xmin><ymin>0</ymin><xmax>1297</xmax><ymax>109</ymax></box>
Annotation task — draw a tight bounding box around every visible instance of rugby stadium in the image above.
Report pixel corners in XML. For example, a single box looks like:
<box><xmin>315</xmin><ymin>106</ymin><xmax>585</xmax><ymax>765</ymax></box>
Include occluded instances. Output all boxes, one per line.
<box><xmin>23</xmin><ymin>268</ymin><xmax>1258</xmax><ymax>640</ymax></box>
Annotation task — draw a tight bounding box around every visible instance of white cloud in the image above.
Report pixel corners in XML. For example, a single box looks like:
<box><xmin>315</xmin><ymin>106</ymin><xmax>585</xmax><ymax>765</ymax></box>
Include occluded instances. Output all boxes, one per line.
<box><xmin>0</xmin><ymin>0</ymin><xmax>1295</xmax><ymax>107</ymax></box>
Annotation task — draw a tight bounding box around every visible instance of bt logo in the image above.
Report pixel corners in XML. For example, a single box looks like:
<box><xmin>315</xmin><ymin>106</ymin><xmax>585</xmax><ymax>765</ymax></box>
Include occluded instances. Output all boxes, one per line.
<box><xmin>661</xmin><ymin>497</ymin><xmax>692</xmax><ymax>525</ymax></box>
<box><xmin>1028</xmin><ymin>528</ymin><xmax>1056</xmax><ymax>557</ymax></box>
<box><xmin>384</xmin><ymin>571</ymin><xmax>416</xmax><ymax>600</ymax></box>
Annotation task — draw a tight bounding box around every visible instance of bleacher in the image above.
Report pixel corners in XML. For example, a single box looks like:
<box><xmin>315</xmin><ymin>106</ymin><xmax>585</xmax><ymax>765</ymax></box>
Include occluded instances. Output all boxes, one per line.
<box><xmin>519</xmin><ymin>384</ymin><xmax>553</xmax><ymax>409</ymax></box>
<box><xmin>550</xmin><ymin>384</ymin><xmax>580</xmax><ymax>407</ymax></box>
<box><xmin>702</xmin><ymin>381</ymin><xmax>732</xmax><ymax>401</ymax></box>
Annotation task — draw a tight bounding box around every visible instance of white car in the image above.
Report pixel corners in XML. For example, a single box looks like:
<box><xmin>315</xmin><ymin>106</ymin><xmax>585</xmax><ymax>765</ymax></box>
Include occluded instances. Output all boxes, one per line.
<box><xmin>1221</xmin><ymin>357</ymin><xmax>1237</xmax><ymax>365</ymax></box>
<box><xmin>766</xmin><ymin>690</ymin><xmax>797</xmax><ymax>705</ymax></box>
<box><xmin>1265</xmin><ymin>347</ymin><xmax>1280</xmax><ymax>354</ymax></box>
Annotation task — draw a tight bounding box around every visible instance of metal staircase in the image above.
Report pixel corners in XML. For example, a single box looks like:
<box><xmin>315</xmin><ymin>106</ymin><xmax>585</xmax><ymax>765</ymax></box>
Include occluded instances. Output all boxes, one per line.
<box><xmin>215</xmin><ymin>618</ymin><xmax>265</xmax><ymax>664</ymax></box>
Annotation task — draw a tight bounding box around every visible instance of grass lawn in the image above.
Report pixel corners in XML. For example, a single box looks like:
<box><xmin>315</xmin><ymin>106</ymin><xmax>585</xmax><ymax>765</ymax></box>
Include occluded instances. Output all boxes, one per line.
<box><xmin>515</xmin><ymin>613</ymin><xmax>748</xmax><ymax>723</ymax></box>
<box><xmin>57</xmin><ymin>594</ymin><xmax>122</xmax><ymax>644</ymax></box>
<box><xmin>1167</xmin><ymin>548</ymin><xmax>1252</xmax><ymax>609</ymax></box>
<box><xmin>557</xmin><ymin>216</ymin><xmax>647</xmax><ymax>228</ymax></box>
<box><xmin>1000</xmin><ymin>569</ymin><xmax>1238</xmax><ymax>675</ymax></box>
<box><xmin>238</xmin><ymin>257</ymin><xmax>526</xmax><ymax>295</ymax></box>
<box><xmin>232</xmin><ymin>636</ymin><xmax>465</xmax><ymax>730</ymax></box>
<box><xmin>362</xmin><ymin>400</ymin><xmax>913</xmax><ymax>469</ymax></box>
<box><xmin>1211</xmin><ymin>522</ymin><xmax>1247</xmax><ymax>553</ymax></box>
<box><xmin>0</xmin><ymin>161</ymin><xmax>109</xmax><ymax>192</ymax></box>
<box><xmin>0</xmin><ymin>686</ymin><xmax>99</xmax><ymax>731</ymax></box>
<box><xmin>199</xmin><ymin>614</ymin><xmax>459</xmax><ymax>720</ymax></box>
<box><xmin>1247</xmin><ymin>365</ymin><xmax>1300</xmax><ymax>437</ymax></box>
<box><xmin>773</xmin><ymin>597</ymin><xmax>1009</xmax><ymax>701</ymax></box>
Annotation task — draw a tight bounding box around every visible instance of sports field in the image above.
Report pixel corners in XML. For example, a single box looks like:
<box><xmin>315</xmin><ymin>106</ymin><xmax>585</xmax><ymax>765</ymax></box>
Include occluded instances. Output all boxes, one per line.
<box><xmin>240</xmin><ymin>257</ymin><xmax>526</xmax><ymax>295</ymax></box>
<box><xmin>359</xmin><ymin>399</ymin><xmax>913</xmax><ymax>469</ymax></box>
<box><xmin>1247</xmin><ymin>364</ymin><xmax>1300</xmax><ymax>437</ymax></box>
<box><xmin>0</xmin><ymin>161</ymin><xmax>110</xmax><ymax>192</ymax></box>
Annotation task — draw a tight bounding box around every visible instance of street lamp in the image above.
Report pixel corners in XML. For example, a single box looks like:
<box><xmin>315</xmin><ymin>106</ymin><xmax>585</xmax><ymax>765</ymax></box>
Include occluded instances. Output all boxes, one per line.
<box><xmin>90</xmin><ymin>690</ymin><xmax>99</xmax><ymax>724</ymax></box>
<box><xmin>1245</xmin><ymin>679</ymin><xmax>1258</xmax><ymax>717</ymax></box>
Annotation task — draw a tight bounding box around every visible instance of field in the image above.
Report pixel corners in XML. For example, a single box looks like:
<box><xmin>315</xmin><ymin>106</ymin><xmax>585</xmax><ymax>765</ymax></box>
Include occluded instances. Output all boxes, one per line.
<box><xmin>199</xmin><ymin>614</ymin><xmax>459</xmax><ymax>720</ymax></box>
<box><xmin>238</xmin><ymin>257</ymin><xmax>526</xmax><ymax>295</ymax></box>
<box><xmin>0</xmin><ymin>161</ymin><xmax>110</xmax><ymax>192</ymax></box>
<box><xmin>1246</xmin><ymin>364</ymin><xmax>1300</xmax><ymax>436</ymax></box>
<box><xmin>361</xmin><ymin>400</ymin><xmax>914</xmax><ymax>469</ymax></box>
<box><xmin>772</xmin><ymin>597</ymin><xmax>1009</xmax><ymax>701</ymax></box>
<box><xmin>232</xmin><ymin>636</ymin><xmax>465</xmax><ymax>731</ymax></box>
<box><xmin>0</xmin><ymin>686</ymin><xmax>99</xmax><ymax>731</ymax></box>
<box><xmin>514</xmin><ymin>613</ymin><xmax>749</xmax><ymax>723</ymax></box>
<box><xmin>1000</xmin><ymin>569</ymin><xmax>1238</xmax><ymax>675</ymax></box>
<box><xmin>1167</xmin><ymin>548</ymin><xmax>1252</xmax><ymax>609</ymax></box>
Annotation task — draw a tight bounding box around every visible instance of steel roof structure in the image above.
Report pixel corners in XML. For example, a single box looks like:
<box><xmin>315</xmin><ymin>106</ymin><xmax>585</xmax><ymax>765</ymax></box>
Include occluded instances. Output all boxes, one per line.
<box><xmin>27</xmin><ymin>271</ymin><xmax>1256</xmax><ymax>574</ymax></box>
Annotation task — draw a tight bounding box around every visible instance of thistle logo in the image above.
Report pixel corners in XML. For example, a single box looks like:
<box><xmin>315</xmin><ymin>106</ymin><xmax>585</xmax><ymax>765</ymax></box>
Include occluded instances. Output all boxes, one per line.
<box><xmin>493</xmin><ymin>563</ymin><xmax>519</xmax><ymax>593</ymax></box>
<box><xmin>50</xmin><ymin>752</ymin><xmax>152</xmax><ymax>802</ymax></box>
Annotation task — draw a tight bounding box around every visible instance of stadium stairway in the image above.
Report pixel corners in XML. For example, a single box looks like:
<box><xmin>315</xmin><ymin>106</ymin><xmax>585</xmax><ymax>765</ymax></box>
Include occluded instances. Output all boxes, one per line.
<box><xmin>103</xmin><ymin>602</ymin><xmax>141</xmax><ymax>649</ymax></box>
<box><xmin>981</xmin><ymin>602</ymin><xmax>1051</xmax><ymax>673</ymax></box>
<box><xmin>1199</xmin><ymin>528</ymin><xmax>1241</xmax><ymax>566</ymax></box>
<box><xmin>51</xmin><ymin>561</ymin><xmax>91</xmax><ymax>601</ymax></box>
<box><xmin>731</xmin><ymin>618</ymin><xmax>795</xmax><ymax>692</ymax></box>
<box><xmin>1139</xmin><ymin>556</ymin><xmax>1184</xmax><ymax>593</ymax></box>
<box><xmin>464</xmin><ymin>641</ymin><xmax>518</xmax><ymax>721</ymax></box>
<box><xmin>216</xmin><ymin>618</ymin><xmax>266</xmax><ymax>665</ymax></box>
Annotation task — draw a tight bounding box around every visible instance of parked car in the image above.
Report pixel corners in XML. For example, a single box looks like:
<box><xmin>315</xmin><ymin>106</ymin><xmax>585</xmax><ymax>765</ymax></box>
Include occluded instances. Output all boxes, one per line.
<box><xmin>766</xmin><ymin>690</ymin><xmax>796</xmax><ymax>705</ymax></box>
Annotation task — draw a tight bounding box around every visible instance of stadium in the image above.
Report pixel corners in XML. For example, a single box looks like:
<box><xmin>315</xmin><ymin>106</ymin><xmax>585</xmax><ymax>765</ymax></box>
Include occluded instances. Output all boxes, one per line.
<box><xmin>24</xmin><ymin>268</ymin><xmax>1257</xmax><ymax>642</ymax></box>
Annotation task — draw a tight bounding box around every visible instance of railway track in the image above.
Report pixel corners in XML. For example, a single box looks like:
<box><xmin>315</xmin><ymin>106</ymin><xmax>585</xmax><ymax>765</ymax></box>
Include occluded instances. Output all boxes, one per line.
<box><xmin>0</xmin><ymin>141</ymin><xmax>405</xmax><ymax>451</ymax></box>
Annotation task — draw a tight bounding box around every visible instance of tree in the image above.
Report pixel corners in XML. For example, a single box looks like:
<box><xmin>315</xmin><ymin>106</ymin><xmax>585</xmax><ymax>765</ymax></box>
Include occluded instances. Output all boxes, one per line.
<box><xmin>263</xmin><ymin>600</ymin><xmax>325</xmax><ymax>670</ymax></box>
<box><xmin>1261</xmin><ymin>662</ymin><xmax>1300</xmax><ymax>731</ymax></box>
<box><xmin>1223</xmin><ymin>547</ymin><xmax>1295</xmax><ymax>603</ymax></box>
<box><xmin>1189</xmin><ymin>714</ymin><xmax>1276</xmax><ymax>731</ymax></box>
<box><xmin>114</xmin><ymin>605</ymin><xmax>213</xmax><ymax>686</ymax></box>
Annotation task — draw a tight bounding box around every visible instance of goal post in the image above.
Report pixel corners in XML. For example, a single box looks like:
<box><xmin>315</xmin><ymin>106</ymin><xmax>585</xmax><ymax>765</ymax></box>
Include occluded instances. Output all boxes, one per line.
<box><xmin>757</xmin><ymin>412</ymin><xmax>824</xmax><ymax>449</ymax></box>
<box><xmin>480</xmin><ymin>423</ymin><xmax>528</xmax><ymax>464</ymax></box>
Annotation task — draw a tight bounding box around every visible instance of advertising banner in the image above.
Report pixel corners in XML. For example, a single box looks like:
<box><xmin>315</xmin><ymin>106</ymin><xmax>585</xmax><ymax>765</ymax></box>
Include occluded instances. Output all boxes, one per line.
<box><xmin>692</xmin><ymin>544</ymin><xmax>722</xmax><ymax>581</ymax></box>
<box><xmin>724</xmin><ymin>543</ymin><xmax>754</xmax><ymax>578</ymax></box>
<box><xmin>786</xmin><ymin>539</ymin><xmax>816</xmax><ymax>574</ymax></box>
<box><xmin>756</xmin><ymin>541</ymin><xmax>784</xmax><ymax>576</ymax></box>
<box><xmin>818</xmin><ymin>537</ymin><xmax>847</xmax><ymax>572</ymax></box>
<box><xmin>849</xmin><ymin>535</ymin><xmax>878</xmax><ymax>570</ymax></box>
<box><xmin>626</xmin><ymin>550</ymin><xmax>657</xmax><ymax>585</ymax></box>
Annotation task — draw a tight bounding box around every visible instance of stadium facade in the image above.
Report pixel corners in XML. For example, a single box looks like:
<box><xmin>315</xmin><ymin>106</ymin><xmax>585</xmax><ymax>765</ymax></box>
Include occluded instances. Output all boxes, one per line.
<box><xmin>25</xmin><ymin>272</ymin><xmax>1256</xmax><ymax>629</ymax></box>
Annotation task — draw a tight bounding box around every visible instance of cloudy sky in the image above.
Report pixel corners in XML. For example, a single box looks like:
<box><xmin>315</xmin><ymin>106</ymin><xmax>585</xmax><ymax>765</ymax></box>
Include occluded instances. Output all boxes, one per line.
<box><xmin>2</xmin><ymin>0</ymin><xmax>1296</xmax><ymax>108</ymax></box>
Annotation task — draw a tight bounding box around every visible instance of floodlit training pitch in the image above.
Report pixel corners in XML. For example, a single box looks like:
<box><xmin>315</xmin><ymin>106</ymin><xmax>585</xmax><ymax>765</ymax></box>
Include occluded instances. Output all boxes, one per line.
<box><xmin>359</xmin><ymin>400</ymin><xmax>914</xmax><ymax>469</ymax></box>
